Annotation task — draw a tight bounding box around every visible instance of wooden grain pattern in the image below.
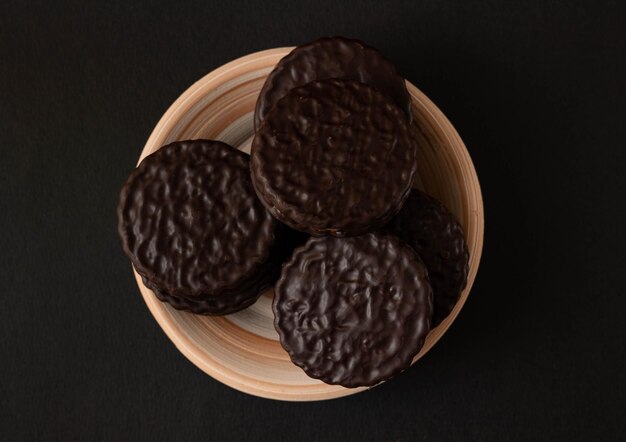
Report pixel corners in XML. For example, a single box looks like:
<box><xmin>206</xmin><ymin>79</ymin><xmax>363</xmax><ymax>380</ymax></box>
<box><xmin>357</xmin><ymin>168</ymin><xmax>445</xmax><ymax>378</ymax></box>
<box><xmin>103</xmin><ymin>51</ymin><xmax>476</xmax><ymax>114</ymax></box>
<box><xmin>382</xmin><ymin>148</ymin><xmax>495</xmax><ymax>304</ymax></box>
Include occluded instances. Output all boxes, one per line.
<box><xmin>132</xmin><ymin>48</ymin><xmax>484</xmax><ymax>401</ymax></box>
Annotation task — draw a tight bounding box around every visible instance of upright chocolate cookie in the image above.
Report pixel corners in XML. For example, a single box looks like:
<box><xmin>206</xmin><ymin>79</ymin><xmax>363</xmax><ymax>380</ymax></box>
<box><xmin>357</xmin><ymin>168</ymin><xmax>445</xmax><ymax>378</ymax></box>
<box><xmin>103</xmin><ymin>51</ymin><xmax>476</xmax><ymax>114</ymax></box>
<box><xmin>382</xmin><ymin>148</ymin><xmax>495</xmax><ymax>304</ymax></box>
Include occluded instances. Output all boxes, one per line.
<box><xmin>118</xmin><ymin>140</ymin><xmax>277</xmax><ymax>303</ymax></box>
<box><xmin>255</xmin><ymin>36</ymin><xmax>412</xmax><ymax>129</ymax></box>
<box><xmin>385</xmin><ymin>189</ymin><xmax>469</xmax><ymax>326</ymax></box>
<box><xmin>274</xmin><ymin>233</ymin><xmax>433</xmax><ymax>388</ymax></box>
<box><xmin>251</xmin><ymin>79</ymin><xmax>417</xmax><ymax>237</ymax></box>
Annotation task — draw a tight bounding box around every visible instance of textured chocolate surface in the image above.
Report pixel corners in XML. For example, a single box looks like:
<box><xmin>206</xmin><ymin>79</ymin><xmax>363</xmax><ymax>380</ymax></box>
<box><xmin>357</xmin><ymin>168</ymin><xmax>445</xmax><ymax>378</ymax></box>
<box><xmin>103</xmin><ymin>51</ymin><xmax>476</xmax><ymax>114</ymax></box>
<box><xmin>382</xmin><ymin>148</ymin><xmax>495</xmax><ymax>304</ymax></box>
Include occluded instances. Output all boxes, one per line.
<box><xmin>118</xmin><ymin>140</ymin><xmax>276</xmax><ymax>299</ymax></box>
<box><xmin>138</xmin><ymin>224</ymin><xmax>305</xmax><ymax>316</ymax></box>
<box><xmin>254</xmin><ymin>36</ymin><xmax>412</xmax><ymax>129</ymax></box>
<box><xmin>140</xmin><ymin>274</ymin><xmax>264</xmax><ymax>316</ymax></box>
<box><xmin>385</xmin><ymin>189</ymin><xmax>469</xmax><ymax>326</ymax></box>
<box><xmin>251</xmin><ymin>79</ymin><xmax>417</xmax><ymax>237</ymax></box>
<box><xmin>274</xmin><ymin>233</ymin><xmax>433</xmax><ymax>387</ymax></box>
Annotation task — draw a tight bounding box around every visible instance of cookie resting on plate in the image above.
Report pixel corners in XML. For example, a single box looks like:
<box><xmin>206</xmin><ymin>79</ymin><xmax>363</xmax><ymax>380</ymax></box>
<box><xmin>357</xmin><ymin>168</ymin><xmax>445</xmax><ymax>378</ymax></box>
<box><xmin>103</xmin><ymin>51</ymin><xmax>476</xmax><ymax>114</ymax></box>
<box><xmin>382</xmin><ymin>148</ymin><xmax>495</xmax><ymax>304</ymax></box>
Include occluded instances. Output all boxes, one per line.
<box><xmin>273</xmin><ymin>233</ymin><xmax>433</xmax><ymax>388</ymax></box>
<box><xmin>251</xmin><ymin>78</ymin><xmax>417</xmax><ymax>237</ymax></box>
<box><xmin>117</xmin><ymin>140</ymin><xmax>277</xmax><ymax>312</ymax></box>
<box><xmin>385</xmin><ymin>189</ymin><xmax>469</xmax><ymax>326</ymax></box>
<box><xmin>254</xmin><ymin>36</ymin><xmax>412</xmax><ymax>129</ymax></box>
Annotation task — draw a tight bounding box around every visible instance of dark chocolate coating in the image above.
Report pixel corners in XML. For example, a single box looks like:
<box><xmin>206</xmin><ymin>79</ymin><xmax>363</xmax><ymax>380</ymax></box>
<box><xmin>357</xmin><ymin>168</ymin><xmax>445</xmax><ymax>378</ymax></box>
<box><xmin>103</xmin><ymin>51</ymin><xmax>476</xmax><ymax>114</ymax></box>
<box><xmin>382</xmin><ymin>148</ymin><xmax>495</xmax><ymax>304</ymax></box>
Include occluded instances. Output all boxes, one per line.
<box><xmin>385</xmin><ymin>189</ymin><xmax>469</xmax><ymax>326</ymax></box>
<box><xmin>118</xmin><ymin>140</ymin><xmax>276</xmax><ymax>300</ymax></box>
<box><xmin>251</xmin><ymin>79</ymin><xmax>417</xmax><ymax>237</ymax></box>
<box><xmin>254</xmin><ymin>36</ymin><xmax>412</xmax><ymax>129</ymax></box>
<box><xmin>138</xmin><ymin>224</ymin><xmax>305</xmax><ymax>316</ymax></box>
<box><xmin>140</xmin><ymin>274</ymin><xmax>264</xmax><ymax>316</ymax></box>
<box><xmin>274</xmin><ymin>233</ymin><xmax>433</xmax><ymax>388</ymax></box>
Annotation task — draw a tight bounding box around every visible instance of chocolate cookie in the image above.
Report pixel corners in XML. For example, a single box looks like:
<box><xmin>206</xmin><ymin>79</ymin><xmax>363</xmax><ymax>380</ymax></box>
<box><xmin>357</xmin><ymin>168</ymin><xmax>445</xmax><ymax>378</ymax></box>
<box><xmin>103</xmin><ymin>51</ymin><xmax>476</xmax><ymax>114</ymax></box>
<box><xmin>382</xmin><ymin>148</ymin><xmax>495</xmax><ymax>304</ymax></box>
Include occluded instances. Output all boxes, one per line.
<box><xmin>118</xmin><ymin>140</ymin><xmax>277</xmax><ymax>301</ymax></box>
<box><xmin>274</xmin><ymin>233</ymin><xmax>433</xmax><ymax>388</ymax></box>
<box><xmin>251</xmin><ymin>79</ymin><xmax>418</xmax><ymax>237</ymax></box>
<box><xmin>385</xmin><ymin>189</ymin><xmax>469</xmax><ymax>326</ymax></box>
<box><xmin>254</xmin><ymin>36</ymin><xmax>412</xmax><ymax>129</ymax></box>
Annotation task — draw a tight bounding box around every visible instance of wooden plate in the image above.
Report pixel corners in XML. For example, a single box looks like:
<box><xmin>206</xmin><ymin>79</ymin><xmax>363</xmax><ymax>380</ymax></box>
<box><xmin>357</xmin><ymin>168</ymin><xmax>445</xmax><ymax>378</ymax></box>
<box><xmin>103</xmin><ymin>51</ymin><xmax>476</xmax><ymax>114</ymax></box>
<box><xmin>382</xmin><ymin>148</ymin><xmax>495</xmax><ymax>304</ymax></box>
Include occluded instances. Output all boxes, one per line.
<box><xmin>133</xmin><ymin>48</ymin><xmax>484</xmax><ymax>401</ymax></box>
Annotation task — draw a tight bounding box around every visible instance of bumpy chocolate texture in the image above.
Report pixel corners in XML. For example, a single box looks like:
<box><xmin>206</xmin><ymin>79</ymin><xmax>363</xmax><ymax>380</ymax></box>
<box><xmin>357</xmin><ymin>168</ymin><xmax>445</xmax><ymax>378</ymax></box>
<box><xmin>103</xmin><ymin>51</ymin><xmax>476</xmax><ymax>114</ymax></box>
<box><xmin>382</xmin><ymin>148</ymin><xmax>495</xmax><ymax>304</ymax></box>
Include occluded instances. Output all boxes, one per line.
<box><xmin>139</xmin><ymin>227</ymin><xmax>307</xmax><ymax>316</ymax></box>
<box><xmin>142</xmin><ymin>225</ymin><xmax>308</xmax><ymax>315</ymax></box>
<box><xmin>117</xmin><ymin>140</ymin><xmax>277</xmax><ymax>301</ymax></box>
<box><xmin>251</xmin><ymin>79</ymin><xmax>417</xmax><ymax>237</ymax></box>
<box><xmin>254</xmin><ymin>36</ymin><xmax>412</xmax><ymax>129</ymax></box>
<box><xmin>141</xmin><ymin>275</ymin><xmax>265</xmax><ymax>316</ymax></box>
<box><xmin>274</xmin><ymin>233</ymin><xmax>433</xmax><ymax>387</ymax></box>
<box><xmin>385</xmin><ymin>189</ymin><xmax>469</xmax><ymax>326</ymax></box>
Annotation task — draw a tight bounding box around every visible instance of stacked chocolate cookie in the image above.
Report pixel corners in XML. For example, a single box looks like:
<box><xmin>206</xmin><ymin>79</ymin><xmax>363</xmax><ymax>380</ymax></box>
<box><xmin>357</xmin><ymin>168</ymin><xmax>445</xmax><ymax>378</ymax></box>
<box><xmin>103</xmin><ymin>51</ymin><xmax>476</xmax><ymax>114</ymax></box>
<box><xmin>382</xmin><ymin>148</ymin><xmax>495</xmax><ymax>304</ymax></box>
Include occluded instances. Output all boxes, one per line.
<box><xmin>118</xmin><ymin>140</ymin><xmax>285</xmax><ymax>315</ymax></box>
<box><xmin>118</xmin><ymin>37</ymin><xmax>469</xmax><ymax>388</ymax></box>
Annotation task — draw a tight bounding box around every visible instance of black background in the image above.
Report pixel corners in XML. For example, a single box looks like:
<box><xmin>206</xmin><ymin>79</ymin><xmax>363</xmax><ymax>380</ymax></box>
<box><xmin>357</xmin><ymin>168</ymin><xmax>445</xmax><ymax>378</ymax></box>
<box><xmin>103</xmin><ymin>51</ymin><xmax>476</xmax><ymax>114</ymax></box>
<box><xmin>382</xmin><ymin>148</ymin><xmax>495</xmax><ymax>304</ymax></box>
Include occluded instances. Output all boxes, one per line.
<box><xmin>1</xmin><ymin>0</ymin><xmax>625</xmax><ymax>440</ymax></box>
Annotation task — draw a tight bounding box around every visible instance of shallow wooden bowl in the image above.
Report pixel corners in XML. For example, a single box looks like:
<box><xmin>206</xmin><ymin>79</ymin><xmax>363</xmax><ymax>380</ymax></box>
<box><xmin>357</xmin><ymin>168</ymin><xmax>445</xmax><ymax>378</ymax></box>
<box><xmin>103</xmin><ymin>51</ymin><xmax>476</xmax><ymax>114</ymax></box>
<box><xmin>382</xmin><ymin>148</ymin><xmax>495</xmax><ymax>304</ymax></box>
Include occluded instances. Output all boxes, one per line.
<box><xmin>133</xmin><ymin>48</ymin><xmax>484</xmax><ymax>401</ymax></box>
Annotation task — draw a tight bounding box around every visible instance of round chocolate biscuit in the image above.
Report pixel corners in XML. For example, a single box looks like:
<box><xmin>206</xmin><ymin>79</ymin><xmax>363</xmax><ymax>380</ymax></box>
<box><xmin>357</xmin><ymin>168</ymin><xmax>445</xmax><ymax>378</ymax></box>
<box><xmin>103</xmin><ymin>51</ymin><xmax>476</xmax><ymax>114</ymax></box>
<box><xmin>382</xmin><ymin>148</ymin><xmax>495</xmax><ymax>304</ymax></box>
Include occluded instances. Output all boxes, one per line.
<box><xmin>274</xmin><ymin>233</ymin><xmax>433</xmax><ymax>388</ymax></box>
<box><xmin>251</xmin><ymin>79</ymin><xmax>418</xmax><ymax>237</ymax></box>
<box><xmin>385</xmin><ymin>189</ymin><xmax>469</xmax><ymax>327</ymax></box>
<box><xmin>254</xmin><ymin>36</ymin><xmax>412</xmax><ymax>129</ymax></box>
<box><xmin>118</xmin><ymin>140</ymin><xmax>277</xmax><ymax>300</ymax></box>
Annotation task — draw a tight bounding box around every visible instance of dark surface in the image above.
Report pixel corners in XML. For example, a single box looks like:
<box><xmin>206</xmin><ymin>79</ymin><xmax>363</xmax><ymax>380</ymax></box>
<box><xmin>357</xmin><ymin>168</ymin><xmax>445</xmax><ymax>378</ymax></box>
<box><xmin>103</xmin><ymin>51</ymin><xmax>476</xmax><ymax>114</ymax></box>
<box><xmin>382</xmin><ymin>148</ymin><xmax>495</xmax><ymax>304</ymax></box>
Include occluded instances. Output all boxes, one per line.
<box><xmin>1</xmin><ymin>0</ymin><xmax>624</xmax><ymax>440</ymax></box>
<box><xmin>385</xmin><ymin>189</ymin><xmax>469</xmax><ymax>327</ymax></box>
<box><xmin>274</xmin><ymin>233</ymin><xmax>432</xmax><ymax>387</ymax></box>
<box><xmin>118</xmin><ymin>140</ymin><xmax>276</xmax><ymax>303</ymax></box>
<box><xmin>254</xmin><ymin>36</ymin><xmax>412</xmax><ymax>128</ymax></box>
<box><xmin>252</xmin><ymin>79</ymin><xmax>416</xmax><ymax>236</ymax></box>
